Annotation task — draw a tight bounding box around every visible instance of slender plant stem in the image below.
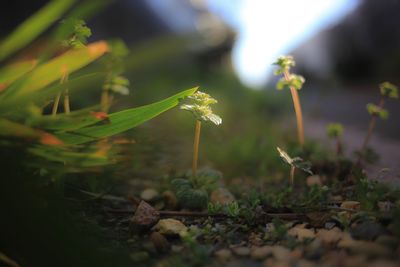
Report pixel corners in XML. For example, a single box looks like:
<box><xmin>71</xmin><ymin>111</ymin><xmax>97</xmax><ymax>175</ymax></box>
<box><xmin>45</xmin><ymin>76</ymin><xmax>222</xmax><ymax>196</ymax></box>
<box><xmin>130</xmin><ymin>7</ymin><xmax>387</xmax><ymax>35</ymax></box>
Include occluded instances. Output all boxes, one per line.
<box><xmin>51</xmin><ymin>72</ymin><xmax>68</xmax><ymax>116</ymax></box>
<box><xmin>358</xmin><ymin>97</ymin><xmax>385</xmax><ymax>163</ymax></box>
<box><xmin>336</xmin><ymin>138</ymin><xmax>343</xmax><ymax>156</ymax></box>
<box><xmin>361</xmin><ymin>97</ymin><xmax>385</xmax><ymax>151</ymax></box>
<box><xmin>51</xmin><ymin>92</ymin><xmax>62</xmax><ymax>116</ymax></box>
<box><xmin>192</xmin><ymin>120</ymin><xmax>202</xmax><ymax>185</ymax></box>
<box><xmin>283</xmin><ymin>70</ymin><xmax>305</xmax><ymax>146</ymax></box>
<box><xmin>290</xmin><ymin>166</ymin><xmax>295</xmax><ymax>187</ymax></box>
<box><xmin>63</xmin><ymin>87</ymin><xmax>70</xmax><ymax>114</ymax></box>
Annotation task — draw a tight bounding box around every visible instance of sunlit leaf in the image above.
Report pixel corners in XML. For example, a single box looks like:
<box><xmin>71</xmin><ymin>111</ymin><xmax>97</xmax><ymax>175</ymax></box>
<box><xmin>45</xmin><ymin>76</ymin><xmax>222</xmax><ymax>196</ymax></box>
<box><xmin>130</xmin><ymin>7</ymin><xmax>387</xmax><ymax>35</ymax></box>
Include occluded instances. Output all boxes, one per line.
<box><xmin>55</xmin><ymin>87</ymin><xmax>198</xmax><ymax>144</ymax></box>
<box><xmin>13</xmin><ymin>41</ymin><xmax>108</xmax><ymax>97</ymax></box>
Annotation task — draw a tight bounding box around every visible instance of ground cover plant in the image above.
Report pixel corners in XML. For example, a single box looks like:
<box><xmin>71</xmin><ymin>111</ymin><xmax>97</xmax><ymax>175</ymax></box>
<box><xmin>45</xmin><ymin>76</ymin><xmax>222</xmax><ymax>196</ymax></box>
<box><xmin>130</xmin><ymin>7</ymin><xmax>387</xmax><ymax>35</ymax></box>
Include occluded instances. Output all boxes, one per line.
<box><xmin>1</xmin><ymin>2</ymin><xmax>400</xmax><ymax>267</ymax></box>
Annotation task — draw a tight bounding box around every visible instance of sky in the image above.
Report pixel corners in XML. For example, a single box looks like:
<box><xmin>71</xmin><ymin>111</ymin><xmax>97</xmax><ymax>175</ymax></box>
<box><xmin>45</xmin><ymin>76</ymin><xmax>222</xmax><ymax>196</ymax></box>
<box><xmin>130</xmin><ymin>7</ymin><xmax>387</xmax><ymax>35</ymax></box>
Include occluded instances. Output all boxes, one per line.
<box><xmin>207</xmin><ymin>0</ymin><xmax>361</xmax><ymax>88</ymax></box>
<box><xmin>146</xmin><ymin>0</ymin><xmax>361</xmax><ymax>88</ymax></box>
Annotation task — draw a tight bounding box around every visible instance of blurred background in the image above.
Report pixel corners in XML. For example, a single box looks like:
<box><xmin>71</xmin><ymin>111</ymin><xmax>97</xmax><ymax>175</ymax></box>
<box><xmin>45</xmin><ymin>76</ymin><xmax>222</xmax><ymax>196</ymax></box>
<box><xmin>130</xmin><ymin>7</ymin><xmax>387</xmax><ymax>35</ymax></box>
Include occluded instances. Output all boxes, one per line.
<box><xmin>1</xmin><ymin>1</ymin><xmax>400</xmax><ymax>266</ymax></box>
<box><xmin>2</xmin><ymin>0</ymin><xmax>400</xmax><ymax>178</ymax></box>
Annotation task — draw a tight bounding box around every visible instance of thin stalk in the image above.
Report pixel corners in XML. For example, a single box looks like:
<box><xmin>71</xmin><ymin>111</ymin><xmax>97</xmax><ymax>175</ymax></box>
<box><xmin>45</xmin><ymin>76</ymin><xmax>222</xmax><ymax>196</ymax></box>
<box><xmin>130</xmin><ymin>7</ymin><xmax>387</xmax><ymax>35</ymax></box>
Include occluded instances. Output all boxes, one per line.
<box><xmin>63</xmin><ymin>87</ymin><xmax>70</xmax><ymax>114</ymax></box>
<box><xmin>336</xmin><ymin>138</ymin><xmax>343</xmax><ymax>156</ymax></box>
<box><xmin>283</xmin><ymin>70</ymin><xmax>305</xmax><ymax>146</ymax></box>
<box><xmin>51</xmin><ymin>92</ymin><xmax>61</xmax><ymax>116</ymax></box>
<box><xmin>51</xmin><ymin>73</ymin><xmax>67</xmax><ymax>116</ymax></box>
<box><xmin>192</xmin><ymin>120</ymin><xmax>202</xmax><ymax>185</ymax></box>
<box><xmin>358</xmin><ymin>97</ymin><xmax>385</xmax><ymax>163</ymax></box>
<box><xmin>290</xmin><ymin>165</ymin><xmax>295</xmax><ymax>187</ymax></box>
<box><xmin>360</xmin><ymin>97</ymin><xmax>385</xmax><ymax>152</ymax></box>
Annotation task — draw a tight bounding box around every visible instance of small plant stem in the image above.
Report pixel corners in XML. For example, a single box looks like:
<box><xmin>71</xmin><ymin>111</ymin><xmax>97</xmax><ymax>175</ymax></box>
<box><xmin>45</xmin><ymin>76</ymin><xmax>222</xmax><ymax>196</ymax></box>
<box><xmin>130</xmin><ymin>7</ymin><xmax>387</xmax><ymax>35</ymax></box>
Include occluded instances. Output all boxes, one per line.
<box><xmin>63</xmin><ymin>87</ymin><xmax>70</xmax><ymax>114</ymax></box>
<box><xmin>283</xmin><ymin>70</ymin><xmax>305</xmax><ymax>146</ymax></box>
<box><xmin>100</xmin><ymin>88</ymin><xmax>109</xmax><ymax>112</ymax></box>
<box><xmin>51</xmin><ymin>92</ymin><xmax>62</xmax><ymax>116</ymax></box>
<box><xmin>358</xmin><ymin>97</ymin><xmax>385</xmax><ymax>162</ymax></box>
<box><xmin>51</xmin><ymin>72</ymin><xmax>68</xmax><ymax>116</ymax></box>
<box><xmin>290</xmin><ymin>166</ymin><xmax>295</xmax><ymax>187</ymax></box>
<box><xmin>336</xmin><ymin>138</ymin><xmax>343</xmax><ymax>156</ymax></box>
<box><xmin>192</xmin><ymin>120</ymin><xmax>202</xmax><ymax>185</ymax></box>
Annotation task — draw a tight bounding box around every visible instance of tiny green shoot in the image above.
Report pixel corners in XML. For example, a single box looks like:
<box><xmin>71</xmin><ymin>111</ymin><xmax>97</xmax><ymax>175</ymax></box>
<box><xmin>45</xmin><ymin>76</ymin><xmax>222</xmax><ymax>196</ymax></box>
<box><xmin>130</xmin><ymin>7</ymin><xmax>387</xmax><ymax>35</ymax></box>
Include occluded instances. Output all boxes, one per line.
<box><xmin>273</xmin><ymin>55</ymin><xmax>305</xmax><ymax>146</ymax></box>
<box><xmin>326</xmin><ymin>123</ymin><xmax>344</xmax><ymax>155</ymax></box>
<box><xmin>277</xmin><ymin>147</ymin><xmax>312</xmax><ymax>187</ymax></box>
<box><xmin>359</xmin><ymin>82</ymin><xmax>398</xmax><ymax>163</ymax></box>
<box><xmin>180</xmin><ymin>91</ymin><xmax>222</xmax><ymax>185</ymax></box>
<box><xmin>100</xmin><ymin>40</ymin><xmax>130</xmax><ymax>113</ymax></box>
<box><xmin>52</xmin><ymin>19</ymin><xmax>92</xmax><ymax>115</ymax></box>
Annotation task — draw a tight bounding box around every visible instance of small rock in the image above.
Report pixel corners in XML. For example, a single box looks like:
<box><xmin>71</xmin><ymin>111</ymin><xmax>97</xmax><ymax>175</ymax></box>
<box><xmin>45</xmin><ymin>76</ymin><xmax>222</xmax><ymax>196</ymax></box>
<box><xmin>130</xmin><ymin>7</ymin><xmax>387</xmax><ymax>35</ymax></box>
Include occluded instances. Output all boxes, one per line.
<box><xmin>162</xmin><ymin>190</ymin><xmax>177</xmax><ymax>209</ymax></box>
<box><xmin>271</xmin><ymin>246</ymin><xmax>290</xmax><ymax>261</ymax></box>
<box><xmin>210</xmin><ymin>188</ymin><xmax>235</xmax><ymax>205</ymax></box>
<box><xmin>338</xmin><ymin>238</ymin><xmax>392</xmax><ymax>257</ymax></box>
<box><xmin>340</xmin><ymin>201</ymin><xmax>361</xmax><ymax>210</ymax></box>
<box><xmin>214</xmin><ymin>249</ymin><xmax>232</xmax><ymax>262</ymax></box>
<box><xmin>366</xmin><ymin>260</ymin><xmax>399</xmax><ymax>267</ymax></box>
<box><xmin>288</xmin><ymin>227</ymin><xmax>315</xmax><ymax>241</ymax></box>
<box><xmin>232</xmin><ymin>246</ymin><xmax>251</xmax><ymax>257</ymax></box>
<box><xmin>324</xmin><ymin>222</ymin><xmax>336</xmax><ymax>229</ymax></box>
<box><xmin>297</xmin><ymin>259</ymin><xmax>316</xmax><ymax>267</ymax></box>
<box><xmin>140</xmin><ymin>188</ymin><xmax>159</xmax><ymax>202</ymax></box>
<box><xmin>316</xmin><ymin>227</ymin><xmax>343</xmax><ymax>245</ymax></box>
<box><xmin>351</xmin><ymin>221</ymin><xmax>388</xmax><ymax>240</ymax></box>
<box><xmin>152</xmin><ymin>218</ymin><xmax>187</xmax><ymax>236</ymax></box>
<box><xmin>342</xmin><ymin>254</ymin><xmax>367</xmax><ymax>267</ymax></box>
<box><xmin>150</xmin><ymin>232</ymin><xmax>170</xmax><ymax>252</ymax></box>
<box><xmin>251</xmin><ymin>246</ymin><xmax>273</xmax><ymax>260</ymax></box>
<box><xmin>306</xmin><ymin>175</ymin><xmax>322</xmax><ymax>186</ymax></box>
<box><xmin>131</xmin><ymin>200</ymin><xmax>160</xmax><ymax>227</ymax></box>
<box><xmin>264</xmin><ymin>259</ymin><xmax>290</xmax><ymax>267</ymax></box>
<box><xmin>289</xmin><ymin>249</ymin><xmax>302</xmax><ymax>260</ymax></box>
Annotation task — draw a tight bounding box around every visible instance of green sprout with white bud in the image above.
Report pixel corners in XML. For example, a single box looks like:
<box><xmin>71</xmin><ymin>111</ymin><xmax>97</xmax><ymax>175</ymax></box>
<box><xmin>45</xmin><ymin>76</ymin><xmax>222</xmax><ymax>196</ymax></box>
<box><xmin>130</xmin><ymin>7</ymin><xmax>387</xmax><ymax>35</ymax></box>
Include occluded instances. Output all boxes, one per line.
<box><xmin>273</xmin><ymin>55</ymin><xmax>305</xmax><ymax>146</ymax></box>
<box><xmin>326</xmin><ymin>123</ymin><xmax>344</xmax><ymax>155</ymax></box>
<box><xmin>277</xmin><ymin>147</ymin><xmax>312</xmax><ymax>187</ymax></box>
<box><xmin>180</xmin><ymin>90</ymin><xmax>222</xmax><ymax>185</ymax></box>
<box><xmin>359</xmin><ymin>82</ymin><xmax>398</xmax><ymax>163</ymax></box>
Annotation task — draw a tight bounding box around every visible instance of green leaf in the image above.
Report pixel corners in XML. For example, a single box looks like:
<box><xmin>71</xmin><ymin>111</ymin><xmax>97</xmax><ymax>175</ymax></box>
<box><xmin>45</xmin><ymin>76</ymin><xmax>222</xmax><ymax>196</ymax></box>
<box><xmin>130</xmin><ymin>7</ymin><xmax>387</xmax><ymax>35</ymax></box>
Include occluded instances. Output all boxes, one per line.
<box><xmin>55</xmin><ymin>87</ymin><xmax>198</xmax><ymax>144</ymax></box>
<box><xmin>11</xmin><ymin>41</ymin><xmax>109</xmax><ymax>97</ymax></box>
<box><xmin>0</xmin><ymin>0</ymin><xmax>76</xmax><ymax>61</ymax></box>
<box><xmin>379</xmin><ymin>81</ymin><xmax>398</xmax><ymax>99</ymax></box>
<box><xmin>366</xmin><ymin>103</ymin><xmax>389</xmax><ymax>119</ymax></box>
<box><xmin>326</xmin><ymin>123</ymin><xmax>344</xmax><ymax>138</ymax></box>
<box><xmin>0</xmin><ymin>60</ymin><xmax>37</xmax><ymax>88</ymax></box>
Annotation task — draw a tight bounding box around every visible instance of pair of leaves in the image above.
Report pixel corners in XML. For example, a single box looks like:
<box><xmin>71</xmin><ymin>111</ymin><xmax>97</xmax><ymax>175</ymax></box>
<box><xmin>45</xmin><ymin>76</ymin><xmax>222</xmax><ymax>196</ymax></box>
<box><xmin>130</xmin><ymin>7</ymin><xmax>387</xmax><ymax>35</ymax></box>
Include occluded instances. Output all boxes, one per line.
<box><xmin>277</xmin><ymin>147</ymin><xmax>313</xmax><ymax>175</ymax></box>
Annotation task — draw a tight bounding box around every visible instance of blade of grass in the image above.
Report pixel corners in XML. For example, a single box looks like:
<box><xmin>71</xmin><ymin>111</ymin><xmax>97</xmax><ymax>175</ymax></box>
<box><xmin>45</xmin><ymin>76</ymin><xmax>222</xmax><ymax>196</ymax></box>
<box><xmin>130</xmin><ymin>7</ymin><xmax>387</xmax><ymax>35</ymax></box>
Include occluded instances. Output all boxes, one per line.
<box><xmin>0</xmin><ymin>0</ymin><xmax>76</xmax><ymax>61</ymax></box>
<box><xmin>56</xmin><ymin>87</ymin><xmax>198</xmax><ymax>144</ymax></box>
<box><xmin>10</xmin><ymin>41</ymin><xmax>109</xmax><ymax>97</ymax></box>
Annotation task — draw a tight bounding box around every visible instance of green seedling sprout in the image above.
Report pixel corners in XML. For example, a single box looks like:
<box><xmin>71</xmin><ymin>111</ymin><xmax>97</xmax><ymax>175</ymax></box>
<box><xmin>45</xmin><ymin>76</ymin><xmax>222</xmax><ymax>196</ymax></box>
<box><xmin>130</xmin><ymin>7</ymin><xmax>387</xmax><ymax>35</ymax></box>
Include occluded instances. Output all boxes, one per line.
<box><xmin>100</xmin><ymin>40</ymin><xmax>130</xmax><ymax>113</ymax></box>
<box><xmin>52</xmin><ymin>19</ymin><xmax>92</xmax><ymax>115</ymax></box>
<box><xmin>326</xmin><ymin>123</ymin><xmax>344</xmax><ymax>155</ymax></box>
<box><xmin>273</xmin><ymin>55</ymin><xmax>306</xmax><ymax>146</ymax></box>
<box><xmin>277</xmin><ymin>147</ymin><xmax>312</xmax><ymax>187</ymax></box>
<box><xmin>358</xmin><ymin>82</ymin><xmax>398</xmax><ymax>162</ymax></box>
<box><xmin>180</xmin><ymin>91</ymin><xmax>222</xmax><ymax>185</ymax></box>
